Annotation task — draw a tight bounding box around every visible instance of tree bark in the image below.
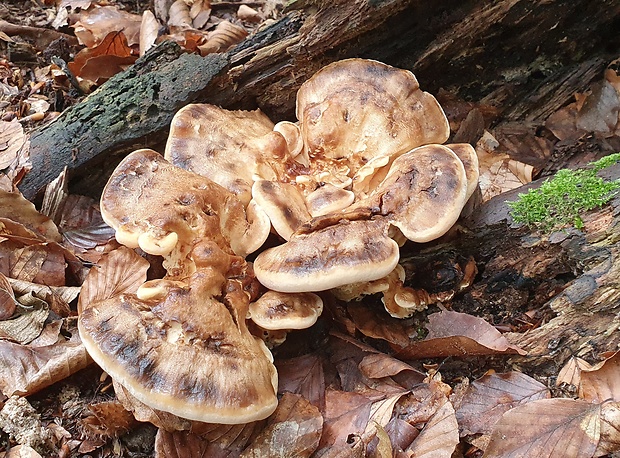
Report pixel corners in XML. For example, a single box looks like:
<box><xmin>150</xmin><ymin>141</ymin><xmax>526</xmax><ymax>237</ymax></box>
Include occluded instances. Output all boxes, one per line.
<box><xmin>18</xmin><ymin>0</ymin><xmax>620</xmax><ymax>200</ymax></box>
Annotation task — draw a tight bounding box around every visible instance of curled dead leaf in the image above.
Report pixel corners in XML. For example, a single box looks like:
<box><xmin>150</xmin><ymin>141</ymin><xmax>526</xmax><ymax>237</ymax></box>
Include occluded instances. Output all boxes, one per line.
<box><xmin>0</xmin><ymin>120</ymin><xmax>31</xmax><ymax>184</ymax></box>
<box><xmin>0</xmin><ymin>331</ymin><xmax>91</xmax><ymax>396</ymax></box>
<box><xmin>394</xmin><ymin>311</ymin><xmax>526</xmax><ymax>359</ymax></box>
<box><xmin>68</xmin><ymin>31</ymin><xmax>137</xmax><ymax>85</ymax></box>
<box><xmin>0</xmin><ymin>190</ymin><xmax>61</xmax><ymax>242</ymax></box>
<box><xmin>140</xmin><ymin>10</ymin><xmax>160</xmax><ymax>56</ymax></box>
<box><xmin>73</xmin><ymin>5</ymin><xmax>142</xmax><ymax>48</ymax></box>
<box><xmin>198</xmin><ymin>20</ymin><xmax>248</xmax><ymax>55</ymax></box>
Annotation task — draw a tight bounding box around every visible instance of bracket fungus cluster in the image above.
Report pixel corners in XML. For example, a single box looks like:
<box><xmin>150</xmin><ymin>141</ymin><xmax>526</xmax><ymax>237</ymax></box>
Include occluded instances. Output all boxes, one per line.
<box><xmin>78</xmin><ymin>58</ymin><xmax>479</xmax><ymax>427</ymax></box>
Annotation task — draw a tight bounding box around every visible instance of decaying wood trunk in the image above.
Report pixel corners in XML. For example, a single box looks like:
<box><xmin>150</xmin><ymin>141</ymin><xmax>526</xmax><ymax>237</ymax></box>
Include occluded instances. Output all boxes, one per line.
<box><xmin>18</xmin><ymin>0</ymin><xmax>620</xmax><ymax>199</ymax></box>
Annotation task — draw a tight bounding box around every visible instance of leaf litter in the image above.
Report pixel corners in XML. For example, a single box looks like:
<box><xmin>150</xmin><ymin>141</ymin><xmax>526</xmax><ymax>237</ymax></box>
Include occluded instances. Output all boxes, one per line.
<box><xmin>1</xmin><ymin>3</ymin><xmax>620</xmax><ymax>457</ymax></box>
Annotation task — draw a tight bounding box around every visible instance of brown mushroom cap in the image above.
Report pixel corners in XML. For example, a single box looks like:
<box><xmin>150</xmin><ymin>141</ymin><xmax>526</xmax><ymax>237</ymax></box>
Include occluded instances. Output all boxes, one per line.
<box><xmin>165</xmin><ymin>104</ymin><xmax>280</xmax><ymax>205</ymax></box>
<box><xmin>251</xmin><ymin>179</ymin><xmax>312</xmax><ymax>241</ymax></box>
<box><xmin>253</xmin><ymin>218</ymin><xmax>399</xmax><ymax>292</ymax></box>
<box><xmin>296</xmin><ymin>58</ymin><xmax>450</xmax><ymax>174</ymax></box>
<box><xmin>305</xmin><ymin>183</ymin><xmax>355</xmax><ymax>217</ymax></box>
<box><xmin>100</xmin><ymin>149</ymin><xmax>270</xmax><ymax>275</ymax></box>
<box><xmin>363</xmin><ymin>144</ymin><xmax>469</xmax><ymax>243</ymax></box>
<box><xmin>78</xmin><ymin>268</ymin><xmax>278</xmax><ymax>424</ymax></box>
<box><xmin>249</xmin><ymin>291</ymin><xmax>323</xmax><ymax>330</ymax></box>
<box><xmin>446</xmin><ymin>143</ymin><xmax>479</xmax><ymax>200</ymax></box>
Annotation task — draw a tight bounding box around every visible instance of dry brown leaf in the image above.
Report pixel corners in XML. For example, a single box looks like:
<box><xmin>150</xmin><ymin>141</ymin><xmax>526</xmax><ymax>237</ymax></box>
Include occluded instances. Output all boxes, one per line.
<box><xmin>0</xmin><ymin>190</ymin><xmax>61</xmax><ymax>242</ymax></box>
<box><xmin>455</xmin><ymin>371</ymin><xmax>551</xmax><ymax>436</ymax></box>
<box><xmin>28</xmin><ymin>320</ymin><xmax>63</xmax><ymax>347</ymax></box>
<box><xmin>383</xmin><ymin>417</ymin><xmax>419</xmax><ymax>453</ymax></box>
<box><xmin>168</xmin><ymin>0</ymin><xmax>193</xmax><ymax>28</ymax></box>
<box><xmin>557</xmin><ymin>356</ymin><xmax>594</xmax><ymax>388</ymax></box>
<box><xmin>395</xmin><ymin>382</ymin><xmax>450</xmax><ymax>428</ymax></box>
<box><xmin>237</xmin><ymin>5</ymin><xmax>262</xmax><ymax>23</ymax></box>
<box><xmin>362</xmin><ymin>393</ymin><xmax>408</xmax><ymax>446</ymax></box>
<box><xmin>52</xmin><ymin>193</ymin><xmax>115</xmax><ymax>249</ymax></box>
<box><xmin>475</xmin><ymin>131</ymin><xmax>534</xmax><ymax>202</ymax></box>
<box><xmin>73</xmin><ymin>5</ymin><xmax>142</xmax><ymax>48</ymax></box>
<box><xmin>595</xmin><ymin>401</ymin><xmax>620</xmax><ymax>457</ymax></box>
<box><xmin>358</xmin><ymin>353</ymin><xmax>425</xmax><ymax>383</ymax></box>
<box><xmin>82</xmin><ymin>400</ymin><xmax>138</xmax><ymax>437</ymax></box>
<box><xmin>405</xmin><ymin>399</ymin><xmax>459</xmax><ymax>457</ymax></box>
<box><xmin>575</xmin><ymin>80</ymin><xmax>620</xmax><ymax>136</ymax></box>
<box><xmin>8</xmin><ymin>277</ymin><xmax>80</xmax><ymax>306</ymax></box>
<box><xmin>8</xmin><ymin>278</ymin><xmax>76</xmax><ymax>318</ymax></box>
<box><xmin>190</xmin><ymin>0</ymin><xmax>211</xmax><ymax>29</ymax></box>
<box><xmin>0</xmin><ymin>304</ymin><xmax>48</xmax><ymax>344</ymax></box>
<box><xmin>276</xmin><ymin>353</ymin><xmax>326</xmax><ymax>410</ymax></box>
<box><xmin>154</xmin><ymin>421</ymin><xmax>260</xmax><ymax>457</ymax></box>
<box><xmin>319</xmin><ymin>389</ymin><xmax>374</xmax><ymax>450</ymax></box>
<box><xmin>3</xmin><ymin>444</ymin><xmax>43</xmax><ymax>458</ymax></box>
<box><xmin>0</xmin><ymin>119</ymin><xmax>30</xmax><ymax>183</ymax></box>
<box><xmin>579</xmin><ymin>352</ymin><xmax>620</xmax><ymax>403</ymax></box>
<box><xmin>140</xmin><ymin>10</ymin><xmax>160</xmax><ymax>56</ymax></box>
<box><xmin>198</xmin><ymin>20</ymin><xmax>248</xmax><ymax>55</ymax></box>
<box><xmin>40</xmin><ymin>166</ymin><xmax>68</xmax><ymax>228</ymax></box>
<box><xmin>240</xmin><ymin>393</ymin><xmax>323</xmax><ymax>457</ymax></box>
<box><xmin>0</xmin><ymin>272</ymin><xmax>16</xmax><ymax>320</ymax></box>
<box><xmin>347</xmin><ymin>302</ymin><xmax>411</xmax><ymax>347</ymax></box>
<box><xmin>77</xmin><ymin>246</ymin><xmax>149</xmax><ymax>314</ymax></box>
<box><xmin>394</xmin><ymin>311</ymin><xmax>526</xmax><ymax>360</ymax></box>
<box><xmin>369</xmin><ymin>422</ymin><xmax>393</xmax><ymax>458</ymax></box>
<box><xmin>484</xmin><ymin>398</ymin><xmax>601</xmax><ymax>458</ymax></box>
<box><xmin>9</xmin><ymin>243</ymin><xmax>68</xmax><ymax>286</ymax></box>
<box><xmin>69</xmin><ymin>31</ymin><xmax>137</xmax><ymax>85</ymax></box>
<box><xmin>0</xmin><ymin>331</ymin><xmax>91</xmax><ymax>396</ymax></box>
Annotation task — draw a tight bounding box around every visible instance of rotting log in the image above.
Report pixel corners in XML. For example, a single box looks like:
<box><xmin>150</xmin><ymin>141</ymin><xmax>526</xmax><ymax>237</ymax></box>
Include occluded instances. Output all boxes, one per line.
<box><xmin>18</xmin><ymin>0</ymin><xmax>620</xmax><ymax>199</ymax></box>
<box><xmin>403</xmin><ymin>162</ymin><xmax>620</xmax><ymax>374</ymax></box>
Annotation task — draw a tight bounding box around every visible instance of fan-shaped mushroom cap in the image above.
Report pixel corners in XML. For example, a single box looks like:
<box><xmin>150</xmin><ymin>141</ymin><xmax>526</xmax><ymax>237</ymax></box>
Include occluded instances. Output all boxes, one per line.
<box><xmin>274</xmin><ymin>121</ymin><xmax>304</xmax><ymax>162</ymax></box>
<box><xmin>253</xmin><ymin>218</ymin><xmax>399</xmax><ymax>292</ymax></box>
<box><xmin>78</xmin><ymin>267</ymin><xmax>278</xmax><ymax>424</ymax></box>
<box><xmin>305</xmin><ymin>183</ymin><xmax>355</xmax><ymax>217</ymax></box>
<box><xmin>249</xmin><ymin>291</ymin><xmax>323</xmax><ymax>330</ymax></box>
<box><xmin>296</xmin><ymin>58</ymin><xmax>450</xmax><ymax>175</ymax></box>
<box><xmin>251</xmin><ymin>180</ymin><xmax>311</xmax><ymax>240</ymax></box>
<box><xmin>100</xmin><ymin>149</ymin><xmax>270</xmax><ymax>276</ymax></box>
<box><xmin>363</xmin><ymin>144</ymin><xmax>469</xmax><ymax>243</ymax></box>
<box><xmin>165</xmin><ymin>104</ymin><xmax>285</xmax><ymax>206</ymax></box>
<box><xmin>446</xmin><ymin>143</ymin><xmax>479</xmax><ymax>200</ymax></box>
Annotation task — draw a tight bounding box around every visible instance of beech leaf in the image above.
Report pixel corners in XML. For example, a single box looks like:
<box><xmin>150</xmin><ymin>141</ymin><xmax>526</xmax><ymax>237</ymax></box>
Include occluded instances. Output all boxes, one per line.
<box><xmin>0</xmin><ymin>332</ymin><xmax>91</xmax><ymax>396</ymax></box>
<box><xmin>579</xmin><ymin>352</ymin><xmax>620</xmax><ymax>403</ymax></box>
<box><xmin>394</xmin><ymin>311</ymin><xmax>526</xmax><ymax>359</ymax></box>
<box><xmin>276</xmin><ymin>353</ymin><xmax>326</xmax><ymax>410</ymax></box>
<box><xmin>484</xmin><ymin>398</ymin><xmax>600</xmax><ymax>458</ymax></box>
<box><xmin>240</xmin><ymin>393</ymin><xmax>323</xmax><ymax>457</ymax></box>
<box><xmin>77</xmin><ymin>246</ymin><xmax>149</xmax><ymax>314</ymax></box>
<box><xmin>319</xmin><ymin>389</ymin><xmax>373</xmax><ymax>450</ymax></box>
<box><xmin>0</xmin><ymin>190</ymin><xmax>61</xmax><ymax>242</ymax></box>
<box><xmin>406</xmin><ymin>399</ymin><xmax>459</xmax><ymax>457</ymax></box>
<box><xmin>456</xmin><ymin>371</ymin><xmax>550</xmax><ymax>435</ymax></box>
